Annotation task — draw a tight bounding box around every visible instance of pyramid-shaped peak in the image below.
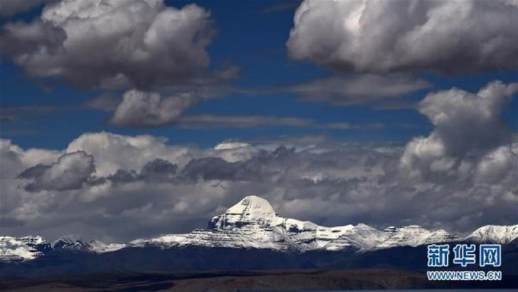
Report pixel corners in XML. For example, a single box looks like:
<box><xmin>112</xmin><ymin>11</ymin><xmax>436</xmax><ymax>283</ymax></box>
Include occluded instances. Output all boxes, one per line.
<box><xmin>225</xmin><ymin>195</ymin><xmax>276</xmax><ymax>219</ymax></box>
<box><xmin>208</xmin><ymin>195</ymin><xmax>277</xmax><ymax>230</ymax></box>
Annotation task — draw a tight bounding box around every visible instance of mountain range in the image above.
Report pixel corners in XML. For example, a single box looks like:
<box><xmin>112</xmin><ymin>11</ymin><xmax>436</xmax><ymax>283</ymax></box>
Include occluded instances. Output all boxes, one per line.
<box><xmin>2</xmin><ymin>195</ymin><xmax>517</xmax><ymax>263</ymax></box>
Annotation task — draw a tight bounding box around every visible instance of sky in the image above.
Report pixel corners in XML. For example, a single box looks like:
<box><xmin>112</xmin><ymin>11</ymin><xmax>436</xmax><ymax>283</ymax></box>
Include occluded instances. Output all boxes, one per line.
<box><xmin>0</xmin><ymin>0</ymin><xmax>517</xmax><ymax>242</ymax></box>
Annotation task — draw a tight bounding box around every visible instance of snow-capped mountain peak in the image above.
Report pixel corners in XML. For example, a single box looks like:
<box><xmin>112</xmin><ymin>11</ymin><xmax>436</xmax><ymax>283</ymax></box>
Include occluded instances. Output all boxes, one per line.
<box><xmin>88</xmin><ymin>240</ymin><xmax>126</xmax><ymax>253</ymax></box>
<box><xmin>0</xmin><ymin>235</ymin><xmax>125</xmax><ymax>262</ymax></box>
<box><xmin>2</xmin><ymin>196</ymin><xmax>517</xmax><ymax>262</ymax></box>
<box><xmin>227</xmin><ymin>195</ymin><xmax>276</xmax><ymax>219</ymax></box>
<box><xmin>466</xmin><ymin>225</ymin><xmax>518</xmax><ymax>244</ymax></box>
<box><xmin>52</xmin><ymin>236</ymin><xmax>90</xmax><ymax>250</ymax></box>
<box><xmin>209</xmin><ymin>195</ymin><xmax>277</xmax><ymax>229</ymax></box>
<box><xmin>137</xmin><ymin>195</ymin><xmax>462</xmax><ymax>252</ymax></box>
<box><xmin>51</xmin><ymin>236</ymin><xmax>126</xmax><ymax>253</ymax></box>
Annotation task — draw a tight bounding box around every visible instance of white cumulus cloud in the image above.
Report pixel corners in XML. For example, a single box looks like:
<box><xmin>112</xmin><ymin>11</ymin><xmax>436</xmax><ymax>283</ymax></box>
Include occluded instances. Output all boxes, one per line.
<box><xmin>110</xmin><ymin>90</ymin><xmax>198</xmax><ymax>127</ymax></box>
<box><xmin>0</xmin><ymin>0</ymin><xmax>214</xmax><ymax>89</ymax></box>
<box><xmin>401</xmin><ymin>81</ymin><xmax>518</xmax><ymax>179</ymax></box>
<box><xmin>287</xmin><ymin>0</ymin><xmax>518</xmax><ymax>73</ymax></box>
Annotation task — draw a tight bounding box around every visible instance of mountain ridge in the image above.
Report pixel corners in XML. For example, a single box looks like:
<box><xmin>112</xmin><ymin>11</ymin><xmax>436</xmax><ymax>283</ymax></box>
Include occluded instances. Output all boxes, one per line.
<box><xmin>2</xmin><ymin>195</ymin><xmax>517</xmax><ymax>262</ymax></box>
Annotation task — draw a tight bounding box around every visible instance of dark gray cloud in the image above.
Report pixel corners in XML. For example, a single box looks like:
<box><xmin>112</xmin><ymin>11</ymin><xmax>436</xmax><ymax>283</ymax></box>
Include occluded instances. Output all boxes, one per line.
<box><xmin>289</xmin><ymin>74</ymin><xmax>430</xmax><ymax>107</ymax></box>
<box><xmin>287</xmin><ymin>0</ymin><xmax>518</xmax><ymax>73</ymax></box>
<box><xmin>140</xmin><ymin>159</ymin><xmax>177</xmax><ymax>180</ymax></box>
<box><xmin>17</xmin><ymin>164</ymin><xmax>50</xmax><ymax>179</ymax></box>
<box><xmin>0</xmin><ymin>20</ymin><xmax>66</xmax><ymax>57</ymax></box>
<box><xmin>110</xmin><ymin>90</ymin><xmax>198</xmax><ymax>127</ymax></box>
<box><xmin>1</xmin><ymin>80</ymin><xmax>518</xmax><ymax>241</ymax></box>
<box><xmin>401</xmin><ymin>81</ymin><xmax>518</xmax><ymax>180</ymax></box>
<box><xmin>105</xmin><ymin>158</ymin><xmax>178</xmax><ymax>184</ymax></box>
<box><xmin>94</xmin><ymin>74</ymin><xmax>428</xmax><ymax>128</ymax></box>
<box><xmin>64</xmin><ymin>132</ymin><xmax>195</xmax><ymax>177</ymax></box>
<box><xmin>106</xmin><ymin>91</ymin><xmax>391</xmax><ymax>128</ymax></box>
<box><xmin>0</xmin><ymin>131</ymin><xmax>517</xmax><ymax>241</ymax></box>
<box><xmin>105</xmin><ymin>169</ymin><xmax>138</xmax><ymax>184</ymax></box>
<box><xmin>178</xmin><ymin>115</ymin><xmax>313</xmax><ymax>128</ymax></box>
<box><xmin>0</xmin><ymin>0</ymin><xmax>214</xmax><ymax>89</ymax></box>
<box><xmin>177</xmin><ymin>115</ymin><xmax>387</xmax><ymax>130</ymax></box>
<box><xmin>18</xmin><ymin>151</ymin><xmax>95</xmax><ymax>192</ymax></box>
<box><xmin>180</xmin><ymin>147</ymin><xmax>294</xmax><ymax>181</ymax></box>
<box><xmin>0</xmin><ymin>139</ymin><xmax>60</xmax><ymax>180</ymax></box>
<box><xmin>181</xmin><ymin>157</ymin><xmax>242</xmax><ymax>181</ymax></box>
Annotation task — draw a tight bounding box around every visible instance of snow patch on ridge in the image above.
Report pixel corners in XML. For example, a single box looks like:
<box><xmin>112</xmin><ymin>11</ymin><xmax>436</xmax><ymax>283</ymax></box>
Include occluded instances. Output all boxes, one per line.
<box><xmin>138</xmin><ymin>195</ymin><xmax>465</xmax><ymax>252</ymax></box>
<box><xmin>0</xmin><ymin>235</ymin><xmax>125</xmax><ymax>262</ymax></box>
<box><xmin>2</xmin><ymin>196</ymin><xmax>517</xmax><ymax>261</ymax></box>
<box><xmin>467</xmin><ymin>225</ymin><xmax>518</xmax><ymax>244</ymax></box>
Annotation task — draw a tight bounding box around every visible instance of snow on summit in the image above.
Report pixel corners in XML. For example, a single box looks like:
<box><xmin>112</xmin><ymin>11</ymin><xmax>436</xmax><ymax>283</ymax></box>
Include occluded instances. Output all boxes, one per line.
<box><xmin>209</xmin><ymin>195</ymin><xmax>277</xmax><ymax>229</ymax></box>
<box><xmin>2</xmin><ymin>195</ymin><xmax>517</xmax><ymax>261</ymax></box>
<box><xmin>129</xmin><ymin>195</ymin><xmax>518</xmax><ymax>251</ymax></box>
<box><xmin>224</xmin><ymin>195</ymin><xmax>276</xmax><ymax>219</ymax></box>
<box><xmin>467</xmin><ymin>225</ymin><xmax>518</xmax><ymax>244</ymax></box>
<box><xmin>131</xmin><ymin>195</ymin><xmax>473</xmax><ymax>251</ymax></box>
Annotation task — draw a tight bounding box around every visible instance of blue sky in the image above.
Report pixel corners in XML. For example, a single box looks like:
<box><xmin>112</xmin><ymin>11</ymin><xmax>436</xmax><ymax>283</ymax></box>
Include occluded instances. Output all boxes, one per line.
<box><xmin>2</xmin><ymin>0</ymin><xmax>516</xmax><ymax>150</ymax></box>
<box><xmin>1</xmin><ymin>0</ymin><xmax>518</xmax><ymax>240</ymax></box>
